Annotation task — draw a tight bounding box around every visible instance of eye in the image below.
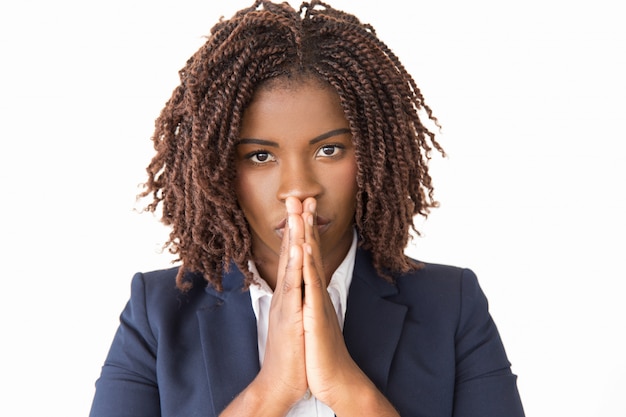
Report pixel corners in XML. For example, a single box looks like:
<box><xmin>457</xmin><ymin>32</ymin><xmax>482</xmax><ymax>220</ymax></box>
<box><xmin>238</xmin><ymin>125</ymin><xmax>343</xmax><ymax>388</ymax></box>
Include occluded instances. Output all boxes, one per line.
<box><xmin>247</xmin><ymin>151</ymin><xmax>276</xmax><ymax>164</ymax></box>
<box><xmin>316</xmin><ymin>144</ymin><xmax>343</xmax><ymax>157</ymax></box>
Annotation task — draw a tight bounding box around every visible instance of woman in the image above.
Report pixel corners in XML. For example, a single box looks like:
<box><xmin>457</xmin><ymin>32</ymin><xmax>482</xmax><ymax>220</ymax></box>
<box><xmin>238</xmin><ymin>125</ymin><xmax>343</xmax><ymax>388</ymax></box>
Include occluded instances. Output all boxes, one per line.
<box><xmin>90</xmin><ymin>1</ymin><xmax>525</xmax><ymax>416</ymax></box>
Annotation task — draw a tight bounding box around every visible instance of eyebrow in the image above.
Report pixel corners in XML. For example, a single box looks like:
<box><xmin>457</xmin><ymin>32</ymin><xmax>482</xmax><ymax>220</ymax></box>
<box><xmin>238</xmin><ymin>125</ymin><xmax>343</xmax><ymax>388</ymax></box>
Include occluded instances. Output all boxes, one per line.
<box><xmin>237</xmin><ymin>127</ymin><xmax>351</xmax><ymax>147</ymax></box>
<box><xmin>309</xmin><ymin>128</ymin><xmax>351</xmax><ymax>144</ymax></box>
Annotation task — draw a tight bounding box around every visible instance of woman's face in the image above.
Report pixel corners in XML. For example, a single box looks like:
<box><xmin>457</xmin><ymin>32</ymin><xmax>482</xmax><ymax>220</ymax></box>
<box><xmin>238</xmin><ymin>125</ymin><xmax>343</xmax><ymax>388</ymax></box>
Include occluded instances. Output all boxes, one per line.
<box><xmin>234</xmin><ymin>79</ymin><xmax>358</xmax><ymax>282</ymax></box>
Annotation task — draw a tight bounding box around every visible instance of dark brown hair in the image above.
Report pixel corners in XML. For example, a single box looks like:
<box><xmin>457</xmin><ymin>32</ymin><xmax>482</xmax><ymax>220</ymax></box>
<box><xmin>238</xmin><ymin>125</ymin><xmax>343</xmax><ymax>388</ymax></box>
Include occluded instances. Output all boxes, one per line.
<box><xmin>140</xmin><ymin>0</ymin><xmax>445</xmax><ymax>291</ymax></box>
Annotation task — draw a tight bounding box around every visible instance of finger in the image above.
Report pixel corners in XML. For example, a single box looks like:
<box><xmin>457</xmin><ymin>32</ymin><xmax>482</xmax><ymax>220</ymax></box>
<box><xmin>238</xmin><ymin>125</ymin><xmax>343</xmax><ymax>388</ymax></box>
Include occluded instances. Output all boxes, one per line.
<box><xmin>276</xmin><ymin>197</ymin><xmax>304</xmax><ymax>290</ymax></box>
<box><xmin>276</xmin><ymin>210</ymin><xmax>291</xmax><ymax>281</ymax></box>
<box><xmin>302</xmin><ymin>197</ymin><xmax>316</xmax><ymax>215</ymax></box>
<box><xmin>285</xmin><ymin>196</ymin><xmax>303</xmax><ymax>215</ymax></box>
<box><xmin>302</xmin><ymin>198</ymin><xmax>325</xmax><ymax>287</ymax></box>
<box><xmin>275</xmin><ymin>215</ymin><xmax>307</xmax><ymax>315</ymax></box>
<box><xmin>302</xmin><ymin>242</ymin><xmax>329</xmax><ymax>315</ymax></box>
<box><xmin>282</xmin><ymin>236</ymin><xmax>304</xmax><ymax>300</ymax></box>
<box><xmin>287</xmin><ymin>198</ymin><xmax>305</xmax><ymax>248</ymax></box>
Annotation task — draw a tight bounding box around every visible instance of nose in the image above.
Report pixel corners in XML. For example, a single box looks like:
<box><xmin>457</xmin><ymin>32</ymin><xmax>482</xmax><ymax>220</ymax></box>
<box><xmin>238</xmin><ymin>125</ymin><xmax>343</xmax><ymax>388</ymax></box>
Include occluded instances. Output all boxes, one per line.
<box><xmin>276</xmin><ymin>159</ymin><xmax>323</xmax><ymax>203</ymax></box>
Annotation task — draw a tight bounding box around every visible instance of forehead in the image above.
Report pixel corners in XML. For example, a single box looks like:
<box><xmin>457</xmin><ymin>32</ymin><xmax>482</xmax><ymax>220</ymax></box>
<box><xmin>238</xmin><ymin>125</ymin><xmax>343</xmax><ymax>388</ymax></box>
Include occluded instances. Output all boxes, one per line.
<box><xmin>240</xmin><ymin>79</ymin><xmax>349</xmax><ymax>140</ymax></box>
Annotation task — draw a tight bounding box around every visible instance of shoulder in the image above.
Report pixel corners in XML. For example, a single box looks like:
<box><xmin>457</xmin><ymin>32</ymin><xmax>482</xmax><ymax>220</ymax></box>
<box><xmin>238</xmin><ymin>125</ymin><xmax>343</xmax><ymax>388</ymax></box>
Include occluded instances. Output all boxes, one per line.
<box><xmin>396</xmin><ymin>259</ymin><xmax>481</xmax><ymax>298</ymax></box>
<box><xmin>124</xmin><ymin>266</ymin><xmax>225</xmax><ymax>324</ymax></box>
<box><xmin>130</xmin><ymin>266</ymin><xmax>199</xmax><ymax>302</ymax></box>
<box><xmin>127</xmin><ymin>263</ymin><xmax>249</xmax><ymax>309</ymax></box>
<box><xmin>354</xmin><ymin>248</ymin><xmax>487</xmax><ymax>322</ymax></box>
<box><xmin>395</xmin><ymin>260</ymin><xmax>484</xmax><ymax>322</ymax></box>
<box><xmin>355</xmin><ymin>247</ymin><xmax>481</xmax><ymax>300</ymax></box>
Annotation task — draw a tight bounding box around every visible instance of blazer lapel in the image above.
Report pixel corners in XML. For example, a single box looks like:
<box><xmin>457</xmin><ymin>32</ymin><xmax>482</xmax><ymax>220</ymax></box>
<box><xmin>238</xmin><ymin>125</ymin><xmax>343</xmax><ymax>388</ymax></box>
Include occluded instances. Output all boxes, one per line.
<box><xmin>196</xmin><ymin>267</ymin><xmax>260</xmax><ymax>415</ymax></box>
<box><xmin>343</xmin><ymin>248</ymin><xmax>407</xmax><ymax>393</ymax></box>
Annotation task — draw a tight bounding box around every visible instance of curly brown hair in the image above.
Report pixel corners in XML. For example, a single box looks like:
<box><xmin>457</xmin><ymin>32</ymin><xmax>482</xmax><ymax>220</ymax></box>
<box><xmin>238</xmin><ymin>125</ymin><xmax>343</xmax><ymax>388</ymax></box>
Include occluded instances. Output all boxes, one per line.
<box><xmin>140</xmin><ymin>0</ymin><xmax>445</xmax><ymax>291</ymax></box>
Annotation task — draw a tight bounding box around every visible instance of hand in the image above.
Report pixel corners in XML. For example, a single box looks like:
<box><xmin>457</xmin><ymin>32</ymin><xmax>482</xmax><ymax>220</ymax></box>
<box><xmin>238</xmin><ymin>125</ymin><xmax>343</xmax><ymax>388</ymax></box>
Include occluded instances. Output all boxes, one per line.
<box><xmin>298</xmin><ymin>197</ymin><xmax>364</xmax><ymax>407</ymax></box>
<box><xmin>221</xmin><ymin>197</ymin><xmax>399</xmax><ymax>417</ymax></box>
<box><xmin>253</xmin><ymin>197</ymin><xmax>308</xmax><ymax>409</ymax></box>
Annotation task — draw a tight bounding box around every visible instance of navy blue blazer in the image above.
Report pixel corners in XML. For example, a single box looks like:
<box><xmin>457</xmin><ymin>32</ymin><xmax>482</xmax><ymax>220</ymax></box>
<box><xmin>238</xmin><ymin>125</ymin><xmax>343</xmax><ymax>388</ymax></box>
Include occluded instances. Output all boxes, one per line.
<box><xmin>90</xmin><ymin>249</ymin><xmax>524</xmax><ymax>417</ymax></box>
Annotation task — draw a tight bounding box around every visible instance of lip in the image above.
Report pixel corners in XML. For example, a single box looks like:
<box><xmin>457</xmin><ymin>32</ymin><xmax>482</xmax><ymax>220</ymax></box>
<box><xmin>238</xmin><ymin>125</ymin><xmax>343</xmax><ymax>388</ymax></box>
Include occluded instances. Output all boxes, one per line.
<box><xmin>275</xmin><ymin>218</ymin><xmax>287</xmax><ymax>239</ymax></box>
<box><xmin>274</xmin><ymin>215</ymin><xmax>331</xmax><ymax>239</ymax></box>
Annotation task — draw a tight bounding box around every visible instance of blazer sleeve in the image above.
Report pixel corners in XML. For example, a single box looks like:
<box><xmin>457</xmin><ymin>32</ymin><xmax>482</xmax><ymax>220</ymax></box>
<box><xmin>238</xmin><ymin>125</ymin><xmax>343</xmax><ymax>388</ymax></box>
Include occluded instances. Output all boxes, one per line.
<box><xmin>453</xmin><ymin>269</ymin><xmax>525</xmax><ymax>417</ymax></box>
<box><xmin>90</xmin><ymin>273</ymin><xmax>161</xmax><ymax>417</ymax></box>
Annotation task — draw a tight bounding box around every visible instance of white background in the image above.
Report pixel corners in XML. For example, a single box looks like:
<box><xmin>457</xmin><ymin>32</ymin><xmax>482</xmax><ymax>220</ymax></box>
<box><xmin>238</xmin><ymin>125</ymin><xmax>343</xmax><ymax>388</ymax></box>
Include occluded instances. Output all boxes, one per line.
<box><xmin>1</xmin><ymin>0</ymin><xmax>624</xmax><ymax>416</ymax></box>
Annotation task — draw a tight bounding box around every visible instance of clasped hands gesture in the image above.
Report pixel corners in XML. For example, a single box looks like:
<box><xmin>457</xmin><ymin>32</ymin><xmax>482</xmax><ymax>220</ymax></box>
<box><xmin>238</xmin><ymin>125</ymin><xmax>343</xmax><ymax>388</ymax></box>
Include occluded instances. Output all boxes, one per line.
<box><xmin>222</xmin><ymin>197</ymin><xmax>399</xmax><ymax>417</ymax></box>
<box><xmin>259</xmin><ymin>196</ymin><xmax>356</xmax><ymax>411</ymax></box>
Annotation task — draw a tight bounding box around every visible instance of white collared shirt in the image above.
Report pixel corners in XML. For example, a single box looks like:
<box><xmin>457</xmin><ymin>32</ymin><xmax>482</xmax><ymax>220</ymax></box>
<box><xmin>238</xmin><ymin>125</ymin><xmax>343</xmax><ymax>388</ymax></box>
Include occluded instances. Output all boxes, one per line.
<box><xmin>248</xmin><ymin>230</ymin><xmax>357</xmax><ymax>416</ymax></box>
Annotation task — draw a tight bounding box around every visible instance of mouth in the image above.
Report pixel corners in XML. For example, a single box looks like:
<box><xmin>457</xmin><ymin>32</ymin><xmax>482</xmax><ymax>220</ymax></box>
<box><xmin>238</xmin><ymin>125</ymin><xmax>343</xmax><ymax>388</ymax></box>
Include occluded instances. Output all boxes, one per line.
<box><xmin>274</xmin><ymin>216</ymin><xmax>331</xmax><ymax>239</ymax></box>
<box><xmin>275</xmin><ymin>218</ymin><xmax>287</xmax><ymax>239</ymax></box>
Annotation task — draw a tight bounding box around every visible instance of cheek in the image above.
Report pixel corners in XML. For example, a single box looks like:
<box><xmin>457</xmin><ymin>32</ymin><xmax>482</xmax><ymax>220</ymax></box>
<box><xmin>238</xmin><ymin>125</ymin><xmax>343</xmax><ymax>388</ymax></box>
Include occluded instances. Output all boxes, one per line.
<box><xmin>346</xmin><ymin>163</ymin><xmax>359</xmax><ymax>213</ymax></box>
<box><xmin>341</xmin><ymin>158</ymin><xmax>358</xmax><ymax>194</ymax></box>
<box><xmin>325</xmin><ymin>159</ymin><xmax>358</xmax><ymax>208</ymax></box>
<box><xmin>233</xmin><ymin>174</ymin><xmax>246</xmax><ymax>208</ymax></box>
<box><xmin>234</xmin><ymin>170</ymin><xmax>255</xmax><ymax>217</ymax></box>
<box><xmin>234</xmin><ymin>170</ymin><xmax>273</xmax><ymax>220</ymax></box>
